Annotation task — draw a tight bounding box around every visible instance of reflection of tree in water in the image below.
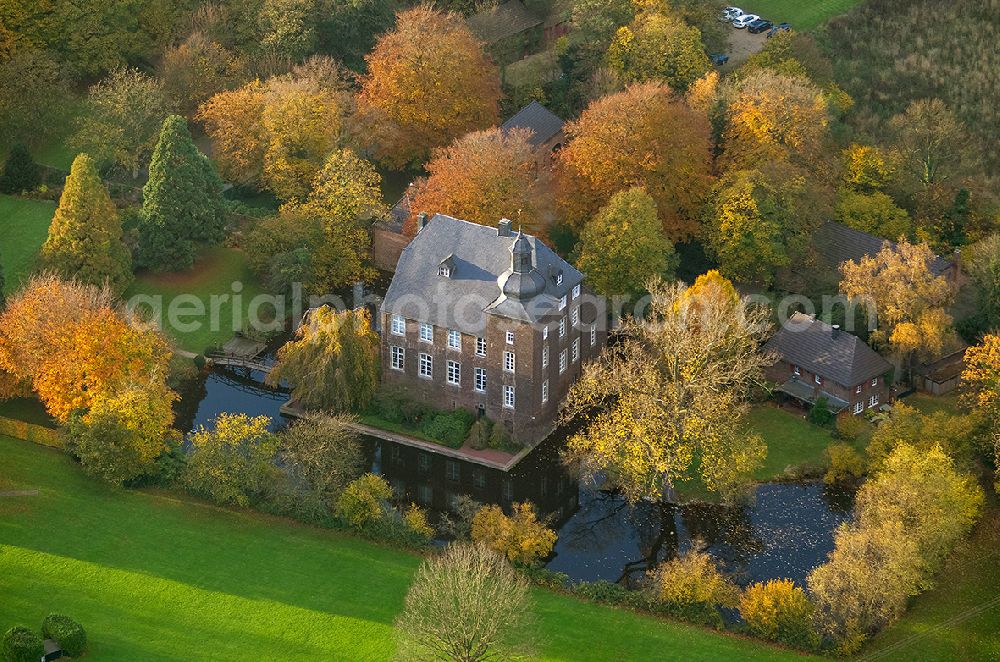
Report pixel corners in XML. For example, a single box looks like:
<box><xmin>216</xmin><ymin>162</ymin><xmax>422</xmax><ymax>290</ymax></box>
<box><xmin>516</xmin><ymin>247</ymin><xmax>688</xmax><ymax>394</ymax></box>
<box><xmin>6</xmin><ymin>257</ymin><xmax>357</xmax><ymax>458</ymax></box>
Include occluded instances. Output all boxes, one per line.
<box><xmin>822</xmin><ymin>483</ymin><xmax>857</xmax><ymax>515</ymax></box>
<box><xmin>620</xmin><ymin>501</ymin><xmax>678</xmax><ymax>588</ymax></box>
<box><xmin>680</xmin><ymin>501</ymin><xmax>763</xmax><ymax>583</ymax></box>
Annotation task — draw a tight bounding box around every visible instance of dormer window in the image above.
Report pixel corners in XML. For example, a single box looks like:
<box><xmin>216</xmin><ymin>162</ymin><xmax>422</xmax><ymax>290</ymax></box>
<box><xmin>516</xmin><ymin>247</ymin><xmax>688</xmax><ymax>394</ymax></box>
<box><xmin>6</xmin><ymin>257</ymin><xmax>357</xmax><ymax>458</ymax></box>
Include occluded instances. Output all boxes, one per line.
<box><xmin>438</xmin><ymin>255</ymin><xmax>455</xmax><ymax>278</ymax></box>
<box><xmin>556</xmin><ymin>272</ymin><xmax>563</xmax><ymax>286</ymax></box>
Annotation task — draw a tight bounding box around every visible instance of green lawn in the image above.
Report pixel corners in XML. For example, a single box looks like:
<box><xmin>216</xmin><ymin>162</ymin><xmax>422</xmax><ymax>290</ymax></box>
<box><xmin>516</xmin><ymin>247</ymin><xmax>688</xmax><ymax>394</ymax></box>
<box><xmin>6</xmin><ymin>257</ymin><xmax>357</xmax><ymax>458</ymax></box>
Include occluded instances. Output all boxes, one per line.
<box><xmin>862</xmin><ymin>506</ymin><xmax>1000</xmax><ymax>660</ymax></box>
<box><xmin>749</xmin><ymin>405</ymin><xmax>842</xmax><ymax>479</ymax></box>
<box><xmin>125</xmin><ymin>246</ymin><xmax>269</xmax><ymax>354</ymax></box>
<box><xmin>739</xmin><ymin>0</ymin><xmax>862</xmax><ymax>30</ymax></box>
<box><xmin>0</xmin><ymin>435</ymin><xmax>813</xmax><ymax>661</ymax></box>
<box><xmin>900</xmin><ymin>392</ymin><xmax>965</xmax><ymax>417</ymax></box>
<box><xmin>0</xmin><ymin>194</ymin><xmax>55</xmax><ymax>296</ymax></box>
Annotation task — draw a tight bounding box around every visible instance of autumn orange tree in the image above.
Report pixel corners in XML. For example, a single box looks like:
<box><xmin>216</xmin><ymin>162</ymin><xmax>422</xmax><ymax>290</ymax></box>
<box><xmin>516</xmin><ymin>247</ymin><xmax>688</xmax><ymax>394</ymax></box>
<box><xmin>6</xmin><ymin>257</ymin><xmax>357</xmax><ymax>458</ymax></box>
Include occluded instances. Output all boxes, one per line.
<box><xmin>356</xmin><ymin>6</ymin><xmax>501</xmax><ymax>168</ymax></box>
<box><xmin>406</xmin><ymin>127</ymin><xmax>543</xmax><ymax>235</ymax></box>
<box><xmin>556</xmin><ymin>82</ymin><xmax>713</xmax><ymax>241</ymax></box>
<box><xmin>840</xmin><ymin>240</ymin><xmax>956</xmax><ymax>369</ymax></box>
<box><xmin>0</xmin><ymin>276</ymin><xmax>176</xmax><ymax>484</ymax></box>
<box><xmin>961</xmin><ymin>335</ymin><xmax>1000</xmax><ymax>488</ymax></box>
<box><xmin>562</xmin><ymin>272</ymin><xmax>772</xmax><ymax>502</ymax></box>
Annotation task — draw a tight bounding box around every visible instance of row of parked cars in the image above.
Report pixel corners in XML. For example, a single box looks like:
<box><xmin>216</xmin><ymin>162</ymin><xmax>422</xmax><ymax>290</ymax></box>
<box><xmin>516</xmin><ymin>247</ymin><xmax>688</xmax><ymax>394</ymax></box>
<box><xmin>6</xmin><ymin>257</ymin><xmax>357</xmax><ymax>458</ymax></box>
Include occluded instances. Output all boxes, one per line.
<box><xmin>720</xmin><ymin>6</ymin><xmax>790</xmax><ymax>36</ymax></box>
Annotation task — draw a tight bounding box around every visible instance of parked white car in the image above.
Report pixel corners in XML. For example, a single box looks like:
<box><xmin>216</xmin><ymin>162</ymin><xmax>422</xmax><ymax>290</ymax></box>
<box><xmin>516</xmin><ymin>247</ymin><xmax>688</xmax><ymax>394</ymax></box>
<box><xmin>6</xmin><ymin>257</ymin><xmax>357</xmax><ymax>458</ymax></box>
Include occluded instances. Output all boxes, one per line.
<box><xmin>720</xmin><ymin>6</ymin><xmax>742</xmax><ymax>21</ymax></box>
<box><xmin>733</xmin><ymin>13</ymin><xmax>760</xmax><ymax>28</ymax></box>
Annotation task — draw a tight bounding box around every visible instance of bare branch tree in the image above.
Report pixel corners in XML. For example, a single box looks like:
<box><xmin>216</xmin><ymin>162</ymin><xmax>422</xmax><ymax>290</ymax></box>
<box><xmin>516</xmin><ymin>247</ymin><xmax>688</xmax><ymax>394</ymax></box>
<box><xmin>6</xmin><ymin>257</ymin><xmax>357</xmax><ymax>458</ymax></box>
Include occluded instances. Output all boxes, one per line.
<box><xmin>394</xmin><ymin>544</ymin><xmax>532</xmax><ymax>662</ymax></box>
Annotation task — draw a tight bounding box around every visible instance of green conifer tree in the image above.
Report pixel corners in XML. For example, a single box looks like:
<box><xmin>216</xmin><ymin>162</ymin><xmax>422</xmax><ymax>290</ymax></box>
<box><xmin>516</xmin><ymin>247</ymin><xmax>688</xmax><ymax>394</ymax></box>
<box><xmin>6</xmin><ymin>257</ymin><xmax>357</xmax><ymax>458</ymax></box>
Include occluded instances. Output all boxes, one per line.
<box><xmin>39</xmin><ymin>153</ymin><xmax>132</xmax><ymax>293</ymax></box>
<box><xmin>0</xmin><ymin>143</ymin><xmax>42</xmax><ymax>194</ymax></box>
<box><xmin>138</xmin><ymin>115</ymin><xmax>226</xmax><ymax>271</ymax></box>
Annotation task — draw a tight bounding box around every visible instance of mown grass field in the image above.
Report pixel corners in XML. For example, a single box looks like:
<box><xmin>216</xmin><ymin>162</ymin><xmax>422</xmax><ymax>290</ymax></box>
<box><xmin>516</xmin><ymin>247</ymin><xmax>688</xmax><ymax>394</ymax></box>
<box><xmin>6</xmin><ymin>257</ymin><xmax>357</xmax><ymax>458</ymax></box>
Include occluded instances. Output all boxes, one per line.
<box><xmin>125</xmin><ymin>246</ymin><xmax>267</xmax><ymax>354</ymax></box>
<box><xmin>0</xmin><ymin>435</ymin><xmax>814</xmax><ymax>661</ymax></box>
<box><xmin>0</xmin><ymin>194</ymin><xmax>55</xmax><ymax>296</ymax></box>
<box><xmin>739</xmin><ymin>0</ymin><xmax>862</xmax><ymax>30</ymax></box>
<box><xmin>748</xmin><ymin>404</ymin><xmax>847</xmax><ymax>480</ymax></box>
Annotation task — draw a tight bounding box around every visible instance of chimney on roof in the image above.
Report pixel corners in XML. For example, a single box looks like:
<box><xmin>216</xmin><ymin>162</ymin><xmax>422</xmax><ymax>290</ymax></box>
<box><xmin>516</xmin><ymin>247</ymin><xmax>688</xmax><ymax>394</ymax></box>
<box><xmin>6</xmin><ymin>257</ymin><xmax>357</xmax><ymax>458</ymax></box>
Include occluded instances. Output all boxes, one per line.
<box><xmin>417</xmin><ymin>212</ymin><xmax>428</xmax><ymax>232</ymax></box>
<box><xmin>498</xmin><ymin>218</ymin><xmax>513</xmax><ymax>237</ymax></box>
<box><xmin>832</xmin><ymin>324</ymin><xmax>841</xmax><ymax>338</ymax></box>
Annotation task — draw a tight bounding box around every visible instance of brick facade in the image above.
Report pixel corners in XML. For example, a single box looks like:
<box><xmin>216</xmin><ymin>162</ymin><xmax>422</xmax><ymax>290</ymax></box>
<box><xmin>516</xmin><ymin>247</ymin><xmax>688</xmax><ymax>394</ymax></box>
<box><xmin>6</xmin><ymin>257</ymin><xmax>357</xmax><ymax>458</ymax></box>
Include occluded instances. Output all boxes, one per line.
<box><xmin>765</xmin><ymin>359</ymin><xmax>892</xmax><ymax>416</ymax></box>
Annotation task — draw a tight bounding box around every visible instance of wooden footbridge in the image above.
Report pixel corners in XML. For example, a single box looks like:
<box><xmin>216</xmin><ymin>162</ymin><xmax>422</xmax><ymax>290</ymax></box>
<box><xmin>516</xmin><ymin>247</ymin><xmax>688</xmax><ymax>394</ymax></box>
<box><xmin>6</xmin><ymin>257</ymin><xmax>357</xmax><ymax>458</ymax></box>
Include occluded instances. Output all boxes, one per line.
<box><xmin>206</xmin><ymin>336</ymin><xmax>273</xmax><ymax>374</ymax></box>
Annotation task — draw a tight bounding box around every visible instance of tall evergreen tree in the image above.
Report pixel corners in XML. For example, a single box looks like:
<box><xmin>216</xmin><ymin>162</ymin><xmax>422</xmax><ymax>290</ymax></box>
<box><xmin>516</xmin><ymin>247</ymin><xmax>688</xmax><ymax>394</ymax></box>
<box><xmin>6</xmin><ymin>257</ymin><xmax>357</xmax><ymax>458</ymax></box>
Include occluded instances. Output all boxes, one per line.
<box><xmin>0</xmin><ymin>143</ymin><xmax>42</xmax><ymax>194</ymax></box>
<box><xmin>137</xmin><ymin>115</ymin><xmax>226</xmax><ymax>271</ymax></box>
<box><xmin>38</xmin><ymin>154</ymin><xmax>132</xmax><ymax>293</ymax></box>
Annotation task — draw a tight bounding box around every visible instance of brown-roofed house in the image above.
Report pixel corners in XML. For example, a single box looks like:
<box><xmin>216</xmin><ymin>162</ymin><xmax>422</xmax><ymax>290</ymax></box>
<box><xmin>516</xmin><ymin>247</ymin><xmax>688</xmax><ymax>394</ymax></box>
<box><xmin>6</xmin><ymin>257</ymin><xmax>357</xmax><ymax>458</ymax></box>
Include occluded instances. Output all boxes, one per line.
<box><xmin>764</xmin><ymin>312</ymin><xmax>894</xmax><ymax>415</ymax></box>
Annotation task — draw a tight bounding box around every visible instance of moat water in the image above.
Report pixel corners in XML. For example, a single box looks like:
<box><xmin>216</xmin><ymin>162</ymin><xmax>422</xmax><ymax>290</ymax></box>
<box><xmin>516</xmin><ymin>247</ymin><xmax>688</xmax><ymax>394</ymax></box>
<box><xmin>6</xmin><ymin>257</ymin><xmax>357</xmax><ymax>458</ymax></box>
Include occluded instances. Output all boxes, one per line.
<box><xmin>176</xmin><ymin>365</ymin><xmax>850</xmax><ymax>588</ymax></box>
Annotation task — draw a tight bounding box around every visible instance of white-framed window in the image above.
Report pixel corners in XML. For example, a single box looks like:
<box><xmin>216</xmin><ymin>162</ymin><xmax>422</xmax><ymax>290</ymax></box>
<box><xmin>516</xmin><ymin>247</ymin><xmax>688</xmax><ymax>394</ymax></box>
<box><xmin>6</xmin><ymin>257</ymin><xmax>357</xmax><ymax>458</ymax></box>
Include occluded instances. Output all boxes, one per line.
<box><xmin>590</xmin><ymin>324</ymin><xmax>596</xmax><ymax>347</ymax></box>
<box><xmin>419</xmin><ymin>323</ymin><xmax>433</xmax><ymax>343</ymax></box>
<box><xmin>542</xmin><ymin>379</ymin><xmax>549</xmax><ymax>403</ymax></box>
<box><xmin>869</xmin><ymin>393</ymin><xmax>879</xmax><ymax>408</ymax></box>
<box><xmin>476</xmin><ymin>337</ymin><xmax>486</xmax><ymax>356</ymax></box>
<box><xmin>447</xmin><ymin>329</ymin><xmax>461</xmax><ymax>350</ymax></box>
<box><xmin>856</xmin><ymin>384</ymin><xmax>862</xmax><ymax>394</ymax></box>
<box><xmin>559</xmin><ymin>349</ymin><xmax>567</xmax><ymax>373</ymax></box>
<box><xmin>558</xmin><ymin>294</ymin><xmax>567</xmax><ymax>311</ymax></box>
<box><xmin>474</xmin><ymin>368</ymin><xmax>486</xmax><ymax>392</ymax></box>
<box><xmin>447</xmin><ymin>360</ymin><xmax>460</xmax><ymax>385</ymax></box>
<box><xmin>573</xmin><ymin>284</ymin><xmax>581</xmax><ymax>299</ymax></box>
<box><xmin>814</xmin><ymin>374</ymin><xmax>822</xmax><ymax>385</ymax></box>
<box><xmin>854</xmin><ymin>401</ymin><xmax>864</xmax><ymax>415</ymax></box>
<box><xmin>542</xmin><ymin>345</ymin><xmax>549</xmax><ymax>368</ymax></box>
<box><xmin>390</xmin><ymin>346</ymin><xmax>405</xmax><ymax>371</ymax></box>
<box><xmin>503</xmin><ymin>385</ymin><xmax>515</xmax><ymax>409</ymax></box>
<box><xmin>793</xmin><ymin>365</ymin><xmax>801</xmax><ymax>376</ymax></box>
<box><xmin>571</xmin><ymin>306</ymin><xmax>579</xmax><ymax>327</ymax></box>
<box><xmin>438</xmin><ymin>264</ymin><xmax>450</xmax><ymax>277</ymax></box>
<box><xmin>504</xmin><ymin>351</ymin><xmax>515</xmax><ymax>372</ymax></box>
<box><xmin>506</xmin><ymin>330</ymin><xmax>515</xmax><ymax>345</ymax></box>
<box><xmin>543</xmin><ymin>325</ymin><xmax>549</xmax><ymax>341</ymax></box>
<box><xmin>390</xmin><ymin>315</ymin><xmax>405</xmax><ymax>336</ymax></box>
<box><xmin>572</xmin><ymin>338</ymin><xmax>580</xmax><ymax>363</ymax></box>
<box><xmin>419</xmin><ymin>353</ymin><xmax>433</xmax><ymax>378</ymax></box>
<box><xmin>556</xmin><ymin>272</ymin><xmax>563</xmax><ymax>286</ymax></box>
<box><xmin>559</xmin><ymin>317</ymin><xmax>566</xmax><ymax>338</ymax></box>
<box><xmin>871</xmin><ymin>377</ymin><xmax>878</xmax><ymax>387</ymax></box>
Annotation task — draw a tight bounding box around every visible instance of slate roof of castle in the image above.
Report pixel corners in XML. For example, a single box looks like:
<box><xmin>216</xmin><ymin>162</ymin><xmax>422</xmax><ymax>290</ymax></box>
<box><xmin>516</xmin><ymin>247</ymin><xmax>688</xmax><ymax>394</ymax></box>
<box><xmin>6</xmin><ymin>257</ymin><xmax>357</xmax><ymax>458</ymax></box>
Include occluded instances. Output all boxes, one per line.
<box><xmin>764</xmin><ymin>312</ymin><xmax>892</xmax><ymax>387</ymax></box>
<box><xmin>500</xmin><ymin>101</ymin><xmax>565</xmax><ymax>147</ymax></box>
<box><xmin>381</xmin><ymin>214</ymin><xmax>581</xmax><ymax>335</ymax></box>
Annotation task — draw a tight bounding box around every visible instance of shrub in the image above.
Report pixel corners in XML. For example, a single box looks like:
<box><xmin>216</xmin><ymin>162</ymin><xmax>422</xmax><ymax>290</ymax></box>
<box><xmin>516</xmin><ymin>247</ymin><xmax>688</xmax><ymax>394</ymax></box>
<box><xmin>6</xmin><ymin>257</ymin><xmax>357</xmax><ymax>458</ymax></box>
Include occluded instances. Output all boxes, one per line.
<box><xmin>646</xmin><ymin>546</ymin><xmax>740</xmax><ymax>627</ymax></box>
<box><xmin>373</xmin><ymin>388</ymin><xmax>405</xmax><ymax>423</ymax></box>
<box><xmin>471</xmin><ymin>502</ymin><xmax>557</xmax><ymax>566</ymax></box>
<box><xmin>739</xmin><ymin>579</ymin><xmax>818</xmax><ymax>649</ymax></box>
<box><xmin>182</xmin><ymin>413</ymin><xmax>280</xmax><ymax>507</ymax></box>
<box><xmin>421</xmin><ymin>410</ymin><xmax>474</xmax><ymax>447</ymax></box>
<box><xmin>807</xmin><ymin>395</ymin><xmax>835</xmax><ymax>427</ymax></box>
<box><xmin>835</xmin><ymin>413</ymin><xmax>869</xmax><ymax>443</ymax></box>
<box><xmin>0</xmin><ymin>143</ymin><xmax>42</xmax><ymax>194</ymax></box>
<box><xmin>824</xmin><ymin>442</ymin><xmax>865</xmax><ymax>484</ymax></box>
<box><xmin>335</xmin><ymin>473</ymin><xmax>392</xmax><ymax>527</ymax></box>
<box><xmin>400</xmin><ymin>398</ymin><xmax>427</xmax><ymax>426</ymax></box>
<box><xmin>438</xmin><ymin>495</ymin><xmax>482</xmax><ymax>540</ymax></box>
<box><xmin>488</xmin><ymin>420</ymin><xmax>519</xmax><ymax>452</ymax></box>
<box><xmin>403</xmin><ymin>503</ymin><xmax>435</xmax><ymax>541</ymax></box>
<box><xmin>279</xmin><ymin>414</ymin><xmax>364</xmax><ymax>507</ymax></box>
<box><xmin>41</xmin><ymin>614</ymin><xmax>87</xmax><ymax>657</ymax></box>
<box><xmin>466</xmin><ymin>418</ymin><xmax>492</xmax><ymax>450</ymax></box>
<box><xmin>1</xmin><ymin>626</ymin><xmax>43</xmax><ymax>662</ymax></box>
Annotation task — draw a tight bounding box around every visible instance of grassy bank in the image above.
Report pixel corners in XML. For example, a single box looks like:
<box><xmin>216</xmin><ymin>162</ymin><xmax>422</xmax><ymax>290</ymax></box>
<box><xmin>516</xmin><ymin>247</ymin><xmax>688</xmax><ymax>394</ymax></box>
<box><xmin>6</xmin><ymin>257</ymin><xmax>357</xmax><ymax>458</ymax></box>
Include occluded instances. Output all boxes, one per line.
<box><xmin>0</xmin><ymin>194</ymin><xmax>55</xmax><ymax>296</ymax></box>
<box><xmin>125</xmin><ymin>246</ymin><xmax>267</xmax><ymax>354</ymax></box>
<box><xmin>0</xmin><ymin>435</ymin><xmax>811</xmax><ymax>661</ymax></box>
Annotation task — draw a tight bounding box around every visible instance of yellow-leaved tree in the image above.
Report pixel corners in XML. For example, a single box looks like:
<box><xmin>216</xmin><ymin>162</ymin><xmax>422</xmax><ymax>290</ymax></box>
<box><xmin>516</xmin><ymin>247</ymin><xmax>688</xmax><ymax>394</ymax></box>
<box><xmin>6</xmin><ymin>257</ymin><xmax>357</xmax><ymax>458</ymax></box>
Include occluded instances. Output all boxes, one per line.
<box><xmin>470</xmin><ymin>502</ymin><xmax>557</xmax><ymax>567</ymax></box>
<box><xmin>961</xmin><ymin>334</ymin><xmax>1000</xmax><ymax>489</ymax></box>
<box><xmin>562</xmin><ymin>271</ymin><xmax>772</xmax><ymax>502</ymax></box>
<box><xmin>606</xmin><ymin>4</ymin><xmax>710</xmax><ymax>92</ymax></box>
<box><xmin>839</xmin><ymin>239</ymin><xmax>956</xmax><ymax>373</ymax></box>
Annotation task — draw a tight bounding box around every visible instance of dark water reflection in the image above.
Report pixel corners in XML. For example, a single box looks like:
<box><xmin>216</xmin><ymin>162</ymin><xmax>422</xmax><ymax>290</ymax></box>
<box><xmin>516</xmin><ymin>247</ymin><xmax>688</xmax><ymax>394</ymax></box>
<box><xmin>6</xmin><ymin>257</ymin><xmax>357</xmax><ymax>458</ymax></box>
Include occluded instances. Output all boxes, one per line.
<box><xmin>176</xmin><ymin>368</ymin><xmax>852</xmax><ymax>587</ymax></box>
<box><xmin>548</xmin><ymin>481</ymin><xmax>853</xmax><ymax>588</ymax></box>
